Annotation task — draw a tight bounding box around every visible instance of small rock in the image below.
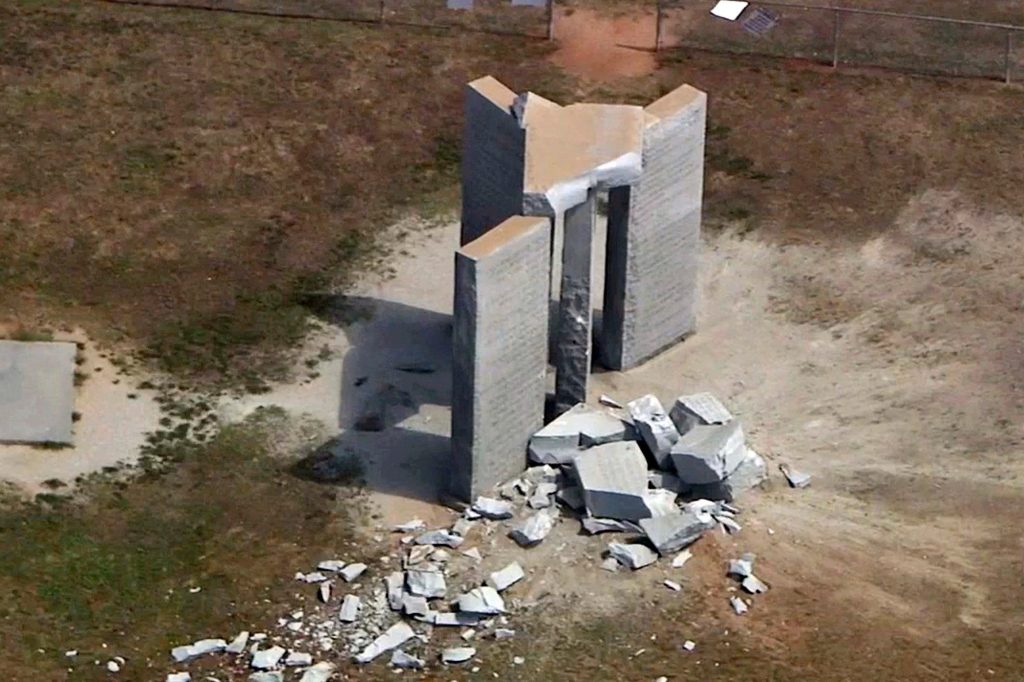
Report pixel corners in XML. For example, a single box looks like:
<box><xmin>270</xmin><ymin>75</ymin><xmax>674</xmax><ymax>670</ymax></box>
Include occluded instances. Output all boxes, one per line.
<box><xmin>461</xmin><ymin>628</ymin><xmax>477</xmax><ymax>641</ymax></box>
<box><xmin>284</xmin><ymin>651</ymin><xmax>313</xmax><ymax>667</ymax></box>
<box><xmin>299</xmin><ymin>662</ymin><xmax>335</xmax><ymax>682</ymax></box>
<box><xmin>742</xmin><ymin>574</ymin><xmax>769</xmax><ymax>594</ymax></box>
<box><xmin>414</xmin><ymin>530</ymin><xmax>464</xmax><ymax>548</ymax></box>
<box><xmin>225</xmin><ymin>631</ymin><xmax>250</xmax><ymax>655</ymax></box>
<box><xmin>527</xmin><ymin>481</ymin><xmax>558</xmax><ymax>509</ymax></box>
<box><xmin>728</xmin><ymin>553</ymin><xmax>756</xmax><ymax>579</ymax></box>
<box><xmin>451</xmin><ymin>518</ymin><xmax>475</xmax><ymax>536</ymax></box>
<box><xmin>471</xmin><ymin>496</ymin><xmax>515</xmax><ymax>520</ymax></box>
<box><xmin>249</xmin><ymin>673</ymin><xmax>283</xmax><ymax>682</ymax></box>
<box><xmin>405</xmin><ymin>568</ymin><xmax>447</xmax><ymax>599</ymax></box>
<box><xmin>663</xmin><ymin>579</ymin><xmax>682</xmax><ymax>592</ymax></box>
<box><xmin>607</xmin><ymin>542</ymin><xmax>658</xmax><ymax>570</ymax></box>
<box><xmin>64</xmin><ymin>650</ymin><xmax>77</xmax><ymax>657</ymax></box>
<box><xmin>779</xmin><ymin>463</ymin><xmax>812</xmax><ymax>488</ymax></box>
<box><xmin>683</xmin><ymin>640</ymin><xmax>696</xmax><ymax>652</ymax></box>
<box><xmin>494</xmin><ymin>628</ymin><xmax>516</xmax><ymax>640</ymax></box>
<box><xmin>513</xmin><ymin>656</ymin><xmax>525</xmax><ymax>665</ymax></box>
<box><xmin>509</xmin><ymin>510</ymin><xmax>555</xmax><ymax>547</ymax></box>
<box><xmin>106</xmin><ymin>660</ymin><xmax>120</xmax><ymax>673</ymax></box>
<box><xmin>581</xmin><ymin>517</ymin><xmax>640</xmax><ymax>535</ymax></box>
<box><xmin>402</xmin><ymin>594</ymin><xmax>430</xmax><ymax>617</ymax></box>
<box><xmin>730</xmin><ymin>596</ymin><xmax>749</xmax><ymax>615</ymax></box>
<box><xmin>461</xmin><ymin>547</ymin><xmax>483</xmax><ymax>561</ymax></box>
<box><xmin>390</xmin><ymin>649</ymin><xmax>424</xmax><ymax>670</ymax></box>
<box><xmin>251</xmin><ymin>646</ymin><xmax>286</xmax><ymax>670</ymax></box>
<box><xmin>599</xmin><ymin>394</ymin><xmax>623</xmax><ymax>409</ymax></box>
<box><xmin>441</xmin><ymin>647</ymin><xmax>476</xmax><ymax>664</ymax></box>
<box><xmin>393</xmin><ymin>519</ymin><xmax>426</xmax><ymax>532</ymax></box>
<box><xmin>298</xmin><ymin>572</ymin><xmax>328</xmax><ymax>584</ymax></box>
<box><xmin>317</xmin><ymin>560</ymin><xmax>346</xmax><ymax>573</ymax></box>
<box><xmin>628</xmin><ymin>395</ymin><xmax>679</xmax><ymax>468</ymax></box>
<box><xmin>385</xmin><ymin>572</ymin><xmax>405</xmax><ymax>610</ymax></box>
<box><xmin>340</xmin><ymin>563</ymin><xmax>367</xmax><ymax>582</ymax></box>
<box><xmin>600</xmin><ymin>557</ymin><xmax>621</xmax><ymax>572</ymax></box>
<box><xmin>318</xmin><ymin>582</ymin><xmax>332</xmax><ymax>603</ymax></box>
<box><xmin>339</xmin><ymin>594</ymin><xmax>361</xmax><ymax>622</ymax></box>
<box><xmin>457</xmin><ymin>586</ymin><xmax>505</xmax><ymax>615</ymax></box>
<box><xmin>354</xmin><ymin>622</ymin><xmax>416</xmax><ymax>664</ymax></box>
<box><xmin>672</xmin><ymin>549</ymin><xmax>693</xmax><ymax>568</ymax></box>
<box><xmin>166</xmin><ymin>674</ymin><xmax>191</xmax><ymax>682</ymax></box>
<box><xmin>487</xmin><ymin>562</ymin><xmax>525</xmax><ymax>591</ymax></box>
<box><xmin>433</xmin><ymin>612</ymin><xmax>483</xmax><ymax>627</ymax></box>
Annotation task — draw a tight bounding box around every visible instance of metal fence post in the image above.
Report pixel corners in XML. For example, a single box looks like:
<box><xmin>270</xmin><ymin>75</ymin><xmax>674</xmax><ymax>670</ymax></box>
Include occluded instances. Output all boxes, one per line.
<box><xmin>655</xmin><ymin>0</ymin><xmax>662</xmax><ymax>52</ymax></box>
<box><xmin>547</xmin><ymin>0</ymin><xmax>555</xmax><ymax>41</ymax></box>
<box><xmin>1006</xmin><ymin>30</ymin><xmax>1014</xmax><ymax>84</ymax></box>
<box><xmin>832</xmin><ymin>9</ymin><xmax>841</xmax><ymax>68</ymax></box>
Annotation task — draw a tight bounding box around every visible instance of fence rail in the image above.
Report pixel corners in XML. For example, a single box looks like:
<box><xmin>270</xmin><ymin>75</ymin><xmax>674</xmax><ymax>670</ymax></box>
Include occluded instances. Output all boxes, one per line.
<box><xmin>95</xmin><ymin>0</ymin><xmax>1024</xmax><ymax>84</ymax></box>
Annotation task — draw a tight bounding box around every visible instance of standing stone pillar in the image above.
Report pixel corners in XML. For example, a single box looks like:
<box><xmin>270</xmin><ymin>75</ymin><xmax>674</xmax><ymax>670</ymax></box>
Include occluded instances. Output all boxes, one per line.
<box><xmin>460</xmin><ymin>77</ymin><xmax>526</xmax><ymax>246</ymax></box>
<box><xmin>600</xmin><ymin>86</ymin><xmax>707</xmax><ymax>370</ymax></box>
<box><xmin>553</xmin><ymin>190</ymin><xmax>596</xmax><ymax>415</ymax></box>
<box><xmin>451</xmin><ymin>216</ymin><xmax>551</xmax><ymax>502</ymax></box>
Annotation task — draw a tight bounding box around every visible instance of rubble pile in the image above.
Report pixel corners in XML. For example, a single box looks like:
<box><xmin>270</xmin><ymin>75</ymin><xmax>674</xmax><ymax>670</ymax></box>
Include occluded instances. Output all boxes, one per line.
<box><xmin>161</xmin><ymin>393</ymin><xmax>779</xmax><ymax>680</ymax></box>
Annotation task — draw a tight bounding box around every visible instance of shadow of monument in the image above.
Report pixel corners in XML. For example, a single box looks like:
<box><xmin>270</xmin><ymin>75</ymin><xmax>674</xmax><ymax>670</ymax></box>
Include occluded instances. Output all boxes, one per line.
<box><xmin>291</xmin><ymin>295</ymin><xmax>454</xmax><ymax>505</ymax></box>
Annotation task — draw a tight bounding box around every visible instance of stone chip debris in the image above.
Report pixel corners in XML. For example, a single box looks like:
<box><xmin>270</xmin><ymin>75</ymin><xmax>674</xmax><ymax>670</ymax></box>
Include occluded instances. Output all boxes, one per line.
<box><xmin>730</xmin><ymin>596</ymin><xmax>749</xmax><ymax>615</ymax></box>
<box><xmin>458</xmin><ymin>586</ymin><xmax>506</xmax><ymax>615</ymax></box>
<box><xmin>528</xmin><ymin>402</ymin><xmax>634</xmax><ymax>464</ymax></box>
<box><xmin>340</xmin><ymin>563</ymin><xmax>367</xmax><ymax>582</ymax></box>
<box><xmin>639</xmin><ymin>508</ymin><xmax>716</xmax><ymax>555</ymax></box>
<box><xmin>390</xmin><ymin>649</ymin><xmax>425</xmax><ymax>670</ymax></box>
<box><xmin>250</xmin><ymin>646</ymin><xmax>286</xmax><ymax>670</ymax></box>
<box><xmin>172</xmin><ymin>638</ymin><xmax>227</xmax><ymax>663</ymax></box>
<box><xmin>249</xmin><ymin>673</ymin><xmax>283</xmax><ymax>682</ymax></box>
<box><xmin>441</xmin><ymin>647</ymin><xmax>476</xmax><ymax>664</ymax></box>
<box><xmin>339</xmin><ymin>594</ymin><xmax>361</xmax><ymax>622</ymax></box>
<box><xmin>166</xmin><ymin>674</ymin><xmax>191</xmax><ymax>682</ymax></box>
<box><xmin>406</xmin><ymin>568</ymin><xmax>447</xmax><ymax>599</ymax></box>
<box><xmin>742</xmin><ymin>574</ymin><xmax>769</xmax><ymax>594</ymax></box>
<box><xmin>415</xmin><ymin>530</ymin><xmax>465</xmax><ymax>548</ymax></box>
<box><xmin>628</xmin><ymin>394</ymin><xmax>679</xmax><ymax>467</ymax></box>
<box><xmin>669</xmin><ymin>392</ymin><xmax>734</xmax><ymax>434</ymax></box>
<box><xmin>487</xmin><ymin>562</ymin><xmax>526</xmax><ymax>591</ymax></box>
<box><xmin>471</xmin><ymin>496</ymin><xmax>515</xmax><ymax>519</ymax></box>
<box><xmin>607</xmin><ymin>542</ymin><xmax>659</xmax><ymax>570</ymax></box>
<box><xmin>354</xmin><ymin>621</ymin><xmax>416</xmax><ymax>664</ymax></box>
<box><xmin>779</xmin><ymin>463</ymin><xmax>812</xmax><ymax>488</ymax></box>
<box><xmin>299</xmin><ymin>662</ymin><xmax>336</xmax><ymax>682</ymax></box>
<box><xmin>317</xmin><ymin>559</ymin><xmax>346</xmax><ymax>573</ymax></box>
<box><xmin>669</xmin><ymin>421</ymin><xmax>746</xmax><ymax>485</ymax></box>
<box><xmin>225</xmin><ymin>631</ymin><xmax>250</xmax><ymax>655</ymax></box>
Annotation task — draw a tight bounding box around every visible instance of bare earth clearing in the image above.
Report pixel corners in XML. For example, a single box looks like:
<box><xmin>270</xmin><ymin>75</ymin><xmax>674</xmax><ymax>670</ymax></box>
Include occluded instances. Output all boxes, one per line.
<box><xmin>1</xmin><ymin>1</ymin><xmax>1023</xmax><ymax>680</ymax></box>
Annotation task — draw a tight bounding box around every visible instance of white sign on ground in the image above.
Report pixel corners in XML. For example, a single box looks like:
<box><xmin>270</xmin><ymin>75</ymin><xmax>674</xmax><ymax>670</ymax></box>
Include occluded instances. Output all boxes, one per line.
<box><xmin>710</xmin><ymin>0</ymin><xmax>749</xmax><ymax>21</ymax></box>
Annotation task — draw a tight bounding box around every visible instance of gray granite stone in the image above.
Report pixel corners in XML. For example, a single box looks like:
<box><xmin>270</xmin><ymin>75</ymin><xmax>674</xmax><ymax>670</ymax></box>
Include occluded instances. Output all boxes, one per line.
<box><xmin>639</xmin><ymin>509</ymin><xmax>716</xmax><ymax>555</ymax></box>
<box><xmin>627</xmin><ymin>395</ymin><xmax>679</xmax><ymax>468</ymax></box>
<box><xmin>528</xmin><ymin>403</ymin><xmax>634</xmax><ymax>465</ymax></box>
<box><xmin>669</xmin><ymin>421</ymin><xmax>746</xmax><ymax>485</ymax></box>
<box><xmin>669</xmin><ymin>392</ymin><xmax>734</xmax><ymax>434</ymax></box>
<box><xmin>553</xmin><ymin>191</ymin><xmax>596</xmax><ymax>414</ymax></box>
<box><xmin>572</xmin><ymin>441</ymin><xmax>651</xmax><ymax>521</ymax></box>
<box><xmin>0</xmin><ymin>340</ymin><xmax>76</xmax><ymax>444</ymax></box>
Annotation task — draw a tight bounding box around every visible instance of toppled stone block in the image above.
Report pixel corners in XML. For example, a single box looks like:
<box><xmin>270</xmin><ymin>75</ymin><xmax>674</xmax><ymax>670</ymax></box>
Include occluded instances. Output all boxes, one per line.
<box><xmin>488</xmin><ymin>562</ymin><xmax>525</xmax><ymax>591</ymax></box>
<box><xmin>528</xmin><ymin>403</ymin><xmax>635</xmax><ymax>464</ymax></box>
<box><xmin>639</xmin><ymin>509</ymin><xmax>716</xmax><ymax>555</ymax></box>
<box><xmin>391</xmin><ymin>649</ymin><xmax>425</xmax><ymax>670</ymax></box>
<box><xmin>354</xmin><ymin>622</ymin><xmax>416</xmax><ymax>664</ymax></box>
<box><xmin>607</xmin><ymin>542</ymin><xmax>658</xmax><ymax>570</ymax></box>
<box><xmin>669</xmin><ymin>393</ymin><xmax>733</xmax><ymax>434</ymax></box>
<box><xmin>458</xmin><ymin>586</ymin><xmax>505</xmax><ymax>615</ymax></box>
<box><xmin>415</xmin><ymin>530</ymin><xmax>465</xmax><ymax>548</ymax></box>
<box><xmin>628</xmin><ymin>395</ymin><xmax>679</xmax><ymax>467</ymax></box>
<box><xmin>471</xmin><ymin>496</ymin><xmax>515</xmax><ymax>520</ymax></box>
<box><xmin>406</xmin><ymin>569</ymin><xmax>447</xmax><ymax>599</ymax></box>
<box><xmin>669</xmin><ymin>422</ymin><xmax>746</xmax><ymax>485</ymax></box>
<box><xmin>339</xmin><ymin>595</ymin><xmax>361</xmax><ymax>622</ymax></box>
<box><xmin>573</xmin><ymin>441</ymin><xmax>651</xmax><ymax>521</ymax></box>
<box><xmin>441</xmin><ymin>647</ymin><xmax>476</xmax><ymax>664</ymax></box>
<box><xmin>509</xmin><ymin>510</ymin><xmax>555</xmax><ymax>547</ymax></box>
<box><xmin>251</xmin><ymin>646</ymin><xmax>286</xmax><ymax>670</ymax></box>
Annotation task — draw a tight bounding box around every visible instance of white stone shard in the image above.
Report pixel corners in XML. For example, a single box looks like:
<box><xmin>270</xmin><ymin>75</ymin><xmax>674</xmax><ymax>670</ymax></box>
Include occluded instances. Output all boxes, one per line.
<box><xmin>406</xmin><ymin>545</ymin><xmax>432</xmax><ymax>566</ymax></box>
<box><xmin>682</xmin><ymin>640</ymin><xmax>696</xmax><ymax>652</ymax></box>
<box><xmin>441</xmin><ymin>647</ymin><xmax>476</xmax><ymax>664</ymax></box>
<box><xmin>249</xmin><ymin>673</ymin><xmax>283</xmax><ymax>682</ymax></box>
<box><xmin>670</xmin><ymin>422</ymin><xmax>746</xmax><ymax>484</ymax></box>
<box><xmin>354</xmin><ymin>621</ymin><xmax>416</xmax><ymax>664</ymax></box>
<box><xmin>664</xmin><ymin>579</ymin><xmax>682</xmax><ymax>591</ymax></box>
<box><xmin>523</xmin><ymin>464</ymin><xmax>560</xmax><ymax>484</ymax></box>
<box><xmin>643</xmin><ymin>488</ymin><xmax>679</xmax><ymax>517</ymax></box>
<box><xmin>509</xmin><ymin>509</ymin><xmax>555</xmax><ymax>547</ymax></box>
<box><xmin>298</xmin><ymin>572</ymin><xmax>328</xmax><ymax>584</ymax></box>
<box><xmin>639</xmin><ymin>509</ymin><xmax>716</xmax><ymax>555</ymax></box>
<box><xmin>106</xmin><ymin>660</ymin><xmax>120</xmax><ymax>673</ymax></box>
<box><xmin>648</xmin><ymin>470</ymin><xmax>689</xmax><ymax>495</ymax></box>
<box><xmin>285</xmin><ymin>651</ymin><xmax>313</xmax><ymax>667</ymax></box>
<box><xmin>340</xmin><ymin>563</ymin><xmax>367</xmax><ymax>582</ymax></box>
<box><xmin>573</xmin><ymin>441</ymin><xmax>651</xmax><ymax>521</ymax></box>
<box><xmin>393</xmin><ymin>519</ymin><xmax>426</xmax><ymax>532</ymax></box>
<box><xmin>317</xmin><ymin>559</ymin><xmax>346</xmax><ymax>573</ymax></box>
<box><xmin>672</xmin><ymin>549</ymin><xmax>693</xmax><ymax>568</ymax></box>
<box><xmin>385</xmin><ymin>572</ymin><xmax>405</xmax><ymax>611</ymax></box>
<box><xmin>627</xmin><ymin>395</ymin><xmax>679</xmax><ymax>467</ymax></box>
<box><xmin>390</xmin><ymin>649</ymin><xmax>425</xmax><ymax>670</ymax></box>
<box><xmin>742</xmin><ymin>574</ymin><xmax>769</xmax><ymax>594</ymax></box>
<box><xmin>780</xmin><ymin>463</ymin><xmax>812</xmax><ymax>488</ymax></box>
<box><xmin>225</xmin><ymin>631</ymin><xmax>250</xmax><ymax>655</ymax></box>
<box><xmin>461</xmin><ymin>547</ymin><xmax>483</xmax><ymax>562</ymax></box>
<box><xmin>402</xmin><ymin>594</ymin><xmax>430</xmax><ymax>617</ymax></box>
<box><xmin>172</xmin><ymin>639</ymin><xmax>227</xmax><ymax>663</ymax></box>
<box><xmin>433</xmin><ymin>612</ymin><xmax>483</xmax><ymax>627</ymax></box>
<box><xmin>669</xmin><ymin>392</ymin><xmax>734</xmax><ymax>434</ymax></box>
<box><xmin>599</xmin><ymin>394</ymin><xmax>623</xmax><ymax>409</ymax></box>
<box><xmin>581</xmin><ymin>517</ymin><xmax>640</xmax><ymax>535</ymax></box>
<box><xmin>451</xmin><ymin>517</ymin><xmax>475</xmax><ymax>536</ymax></box>
<box><xmin>299</xmin><ymin>662</ymin><xmax>336</xmax><ymax>682</ymax></box>
<box><xmin>600</xmin><ymin>556</ymin><xmax>620</xmax><ymax>572</ymax></box>
<box><xmin>458</xmin><ymin>586</ymin><xmax>506</xmax><ymax>615</ymax></box>
<box><xmin>461</xmin><ymin>628</ymin><xmax>477</xmax><ymax>641</ymax></box>
<box><xmin>528</xmin><ymin>481</ymin><xmax>558</xmax><ymax>509</ymax></box>
<box><xmin>728</xmin><ymin>553</ymin><xmax>756</xmax><ymax>578</ymax></box>
<box><xmin>166</xmin><ymin>674</ymin><xmax>191</xmax><ymax>682</ymax></box>
<box><xmin>339</xmin><ymin>594</ymin><xmax>361</xmax><ymax>623</ymax></box>
<box><xmin>730</xmin><ymin>596</ymin><xmax>749</xmax><ymax>615</ymax></box>
<box><xmin>406</xmin><ymin>569</ymin><xmax>447</xmax><ymax>599</ymax></box>
<box><xmin>251</xmin><ymin>646</ymin><xmax>286</xmax><ymax>670</ymax></box>
<box><xmin>607</xmin><ymin>542</ymin><xmax>658</xmax><ymax>570</ymax></box>
<box><xmin>717</xmin><ymin>515</ymin><xmax>742</xmax><ymax>534</ymax></box>
<box><xmin>494</xmin><ymin>628</ymin><xmax>516</xmax><ymax>640</ymax></box>
<box><xmin>487</xmin><ymin>562</ymin><xmax>526</xmax><ymax>591</ymax></box>
<box><xmin>471</xmin><ymin>496</ymin><xmax>515</xmax><ymax>519</ymax></box>
<box><xmin>415</xmin><ymin>530</ymin><xmax>465</xmax><ymax>548</ymax></box>
<box><xmin>528</xmin><ymin>403</ymin><xmax>634</xmax><ymax>464</ymax></box>
<box><xmin>318</xmin><ymin>582</ymin><xmax>331</xmax><ymax>603</ymax></box>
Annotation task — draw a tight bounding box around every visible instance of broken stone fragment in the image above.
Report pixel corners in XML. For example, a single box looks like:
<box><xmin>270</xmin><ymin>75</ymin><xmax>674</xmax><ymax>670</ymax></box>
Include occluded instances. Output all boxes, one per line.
<box><xmin>725</xmin><ymin>447</ymin><xmax>767</xmax><ymax>493</ymax></box>
<box><xmin>527</xmin><ymin>481</ymin><xmax>558</xmax><ymax>509</ymax></box>
<box><xmin>639</xmin><ymin>509</ymin><xmax>716</xmax><ymax>555</ymax></box>
<box><xmin>354</xmin><ymin>621</ymin><xmax>416</xmax><ymax>664</ymax></box>
<box><xmin>458</xmin><ymin>586</ymin><xmax>505</xmax><ymax>615</ymax></box>
<box><xmin>393</xmin><ymin>519</ymin><xmax>426</xmax><ymax>533</ymax></box>
<box><xmin>671</xmin><ymin>549</ymin><xmax>693</xmax><ymax>568</ymax></box>
<box><xmin>471</xmin><ymin>496</ymin><xmax>515</xmax><ymax>519</ymax></box>
<box><xmin>572</xmin><ymin>441</ymin><xmax>651</xmax><ymax>521</ymax></box>
<box><xmin>643</xmin><ymin>488</ymin><xmax>679</xmax><ymax>517</ymax></box>
<box><xmin>414</xmin><ymin>530</ymin><xmax>464</xmax><ymax>548</ymax></box>
<box><xmin>555</xmin><ymin>485</ymin><xmax>585</xmax><ymax>510</ymax></box>
<box><xmin>730</xmin><ymin>596</ymin><xmax>749</xmax><ymax>615</ymax></box>
<box><xmin>251</xmin><ymin>646</ymin><xmax>286</xmax><ymax>670</ymax></box>
<box><xmin>487</xmin><ymin>562</ymin><xmax>525</xmax><ymax>591</ymax></box>
<box><xmin>664</xmin><ymin>579</ymin><xmax>682</xmax><ymax>591</ymax></box>
<box><xmin>430</xmin><ymin>549</ymin><xmax>451</xmax><ymax>563</ymax></box>
<box><xmin>317</xmin><ymin>559</ymin><xmax>346</xmax><ymax>573</ymax></box>
<box><xmin>627</xmin><ymin>395</ymin><xmax>679</xmax><ymax>468</ymax></box>
<box><xmin>318</xmin><ymin>582</ymin><xmax>332</xmax><ymax>603</ymax></box>
<box><xmin>451</xmin><ymin>518</ymin><xmax>475</xmax><ymax>536</ymax></box>
<box><xmin>385</xmin><ymin>572</ymin><xmax>405</xmax><ymax>611</ymax></box>
<box><xmin>779</xmin><ymin>463</ymin><xmax>812</xmax><ymax>488</ymax></box>
<box><xmin>339</xmin><ymin>594</ymin><xmax>361</xmax><ymax>622</ymax></box>
<box><xmin>405</xmin><ymin>569</ymin><xmax>447</xmax><ymax>599</ymax></box>
<box><xmin>528</xmin><ymin>403</ymin><xmax>635</xmax><ymax>465</ymax></box>
<box><xmin>509</xmin><ymin>509</ymin><xmax>555</xmax><ymax>547</ymax></box>
<box><xmin>298</xmin><ymin>572</ymin><xmax>328</xmax><ymax>584</ymax></box>
<box><xmin>607</xmin><ymin>542</ymin><xmax>658</xmax><ymax>570</ymax></box>
<box><xmin>406</xmin><ymin>545</ymin><xmax>433</xmax><ymax>566</ymax></box>
<box><xmin>742</xmin><ymin>574</ymin><xmax>769</xmax><ymax>594</ymax></box>
<box><xmin>461</xmin><ymin>547</ymin><xmax>483</xmax><ymax>561</ymax></box>
<box><xmin>717</xmin><ymin>515</ymin><xmax>742</xmax><ymax>534</ymax></box>
<box><xmin>648</xmin><ymin>470</ymin><xmax>689</xmax><ymax>495</ymax></box>
<box><xmin>166</xmin><ymin>674</ymin><xmax>191</xmax><ymax>682</ymax></box>
<box><xmin>249</xmin><ymin>673</ymin><xmax>283</xmax><ymax>682</ymax></box>
<box><xmin>494</xmin><ymin>628</ymin><xmax>516</xmax><ymax>640</ymax></box>
<box><xmin>441</xmin><ymin>647</ymin><xmax>476</xmax><ymax>664</ymax></box>
<box><xmin>599</xmin><ymin>394</ymin><xmax>623</xmax><ymax>409</ymax></box>
<box><xmin>669</xmin><ymin>422</ymin><xmax>746</xmax><ymax>485</ymax></box>
<box><xmin>390</xmin><ymin>649</ymin><xmax>425</xmax><ymax>670</ymax></box>
<box><xmin>669</xmin><ymin>392</ymin><xmax>734</xmax><ymax>435</ymax></box>
<box><xmin>340</xmin><ymin>563</ymin><xmax>367</xmax><ymax>582</ymax></box>
<box><xmin>171</xmin><ymin>639</ymin><xmax>227</xmax><ymax>663</ymax></box>
<box><xmin>402</xmin><ymin>593</ymin><xmax>430</xmax><ymax>617</ymax></box>
<box><xmin>728</xmin><ymin>553</ymin><xmax>756</xmax><ymax>578</ymax></box>
<box><xmin>299</xmin><ymin>662</ymin><xmax>336</xmax><ymax>682</ymax></box>
<box><xmin>523</xmin><ymin>464</ymin><xmax>559</xmax><ymax>484</ymax></box>
<box><xmin>226</xmin><ymin>632</ymin><xmax>250</xmax><ymax>655</ymax></box>
<box><xmin>433</xmin><ymin>612</ymin><xmax>483</xmax><ymax>627</ymax></box>
<box><xmin>600</xmin><ymin>556</ymin><xmax>620</xmax><ymax>572</ymax></box>
<box><xmin>581</xmin><ymin>517</ymin><xmax>640</xmax><ymax>535</ymax></box>
<box><xmin>285</xmin><ymin>651</ymin><xmax>313</xmax><ymax>667</ymax></box>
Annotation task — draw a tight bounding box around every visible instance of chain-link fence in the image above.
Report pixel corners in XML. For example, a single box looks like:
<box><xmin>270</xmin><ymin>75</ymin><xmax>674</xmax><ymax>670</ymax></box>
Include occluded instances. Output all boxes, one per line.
<box><xmin>100</xmin><ymin>0</ymin><xmax>1024</xmax><ymax>83</ymax></box>
<box><xmin>658</xmin><ymin>1</ymin><xmax>1024</xmax><ymax>83</ymax></box>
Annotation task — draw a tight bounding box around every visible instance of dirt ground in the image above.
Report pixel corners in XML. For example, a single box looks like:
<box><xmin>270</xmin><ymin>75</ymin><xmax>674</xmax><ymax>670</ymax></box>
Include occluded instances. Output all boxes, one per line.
<box><xmin>2</xmin><ymin>0</ymin><xmax>1024</xmax><ymax>680</ymax></box>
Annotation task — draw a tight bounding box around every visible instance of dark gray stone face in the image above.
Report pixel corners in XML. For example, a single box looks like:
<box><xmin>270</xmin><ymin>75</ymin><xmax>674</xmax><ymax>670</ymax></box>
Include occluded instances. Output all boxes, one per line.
<box><xmin>0</xmin><ymin>340</ymin><xmax>76</xmax><ymax>444</ymax></box>
<box><xmin>450</xmin><ymin>217</ymin><xmax>551</xmax><ymax>502</ymax></box>
<box><xmin>553</xmin><ymin>191</ymin><xmax>596</xmax><ymax>415</ymax></box>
